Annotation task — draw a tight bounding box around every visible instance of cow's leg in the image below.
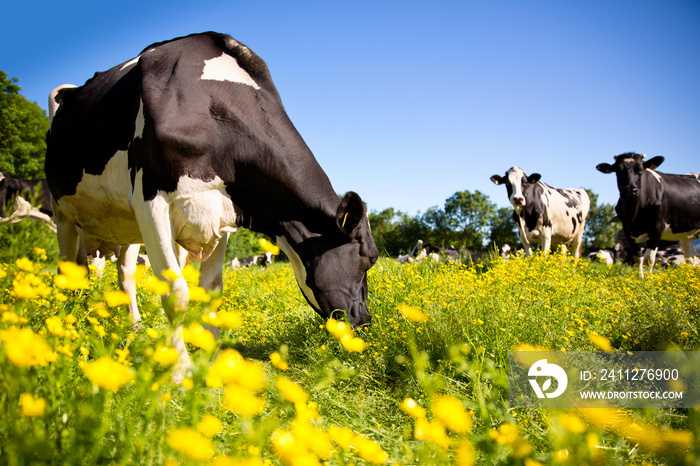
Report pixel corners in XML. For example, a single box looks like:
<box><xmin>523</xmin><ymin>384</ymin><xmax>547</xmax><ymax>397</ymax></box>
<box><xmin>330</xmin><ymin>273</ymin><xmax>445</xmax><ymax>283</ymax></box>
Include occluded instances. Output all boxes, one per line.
<box><xmin>570</xmin><ymin>232</ymin><xmax>584</xmax><ymax>259</ymax></box>
<box><xmin>644</xmin><ymin>247</ymin><xmax>659</xmax><ymax>274</ymax></box>
<box><xmin>117</xmin><ymin>244</ymin><xmax>142</xmax><ymax>327</ymax></box>
<box><xmin>132</xmin><ymin>190</ymin><xmax>191</xmax><ymax>381</ymax></box>
<box><xmin>199</xmin><ymin>231</ymin><xmax>230</xmax><ymax>341</ymax></box>
<box><xmin>518</xmin><ymin>229</ymin><xmax>532</xmax><ymax>256</ymax></box>
<box><xmin>541</xmin><ymin>228</ymin><xmax>552</xmax><ymax>255</ymax></box>
<box><xmin>680</xmin><ymin>238</ymin><xmax>698</xmax><ymax>265</ymax></box>
<box><xmin>54</xmin><ymin>203</ymin><xmax>87</xmax><ymax>266</ymax></box>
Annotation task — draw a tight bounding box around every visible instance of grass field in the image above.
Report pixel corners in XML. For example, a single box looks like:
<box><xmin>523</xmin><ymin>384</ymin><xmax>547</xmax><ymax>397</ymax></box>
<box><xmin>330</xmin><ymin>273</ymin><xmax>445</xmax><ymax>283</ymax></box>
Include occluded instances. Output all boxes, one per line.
<box><xmin>1</xmin><ymin>249</ymin><xmax>699</xmax><ymax>465</ymax></box>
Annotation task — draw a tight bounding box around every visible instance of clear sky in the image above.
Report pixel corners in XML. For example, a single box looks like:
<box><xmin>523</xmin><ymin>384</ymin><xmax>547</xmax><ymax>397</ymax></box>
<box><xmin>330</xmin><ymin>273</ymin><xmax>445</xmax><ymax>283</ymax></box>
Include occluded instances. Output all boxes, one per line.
<box><xmin>2</xmin><ymin>0</ymin><xmax>699</xmax><ymax>214</ymax></box>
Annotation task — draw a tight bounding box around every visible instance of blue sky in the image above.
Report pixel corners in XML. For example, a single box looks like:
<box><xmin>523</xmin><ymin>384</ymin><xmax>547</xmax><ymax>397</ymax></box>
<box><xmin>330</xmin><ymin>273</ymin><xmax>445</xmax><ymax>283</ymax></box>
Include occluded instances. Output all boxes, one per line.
<box><xmin>2</xmin><ymin>1</ymin><xmax>699</xmax><ymax>214</ymax></box>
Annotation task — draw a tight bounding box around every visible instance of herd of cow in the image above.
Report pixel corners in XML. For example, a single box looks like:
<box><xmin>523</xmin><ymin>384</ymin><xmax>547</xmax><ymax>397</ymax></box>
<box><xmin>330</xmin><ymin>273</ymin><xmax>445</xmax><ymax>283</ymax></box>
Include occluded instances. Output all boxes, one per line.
<box><xmin>3</xmin><ymin>32</ymin><xmax>699</xmax><ymax>377</ymax></box>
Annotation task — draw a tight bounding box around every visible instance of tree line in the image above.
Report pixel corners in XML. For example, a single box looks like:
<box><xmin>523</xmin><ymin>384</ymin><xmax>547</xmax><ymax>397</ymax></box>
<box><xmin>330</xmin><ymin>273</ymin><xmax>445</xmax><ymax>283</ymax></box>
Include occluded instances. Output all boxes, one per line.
<box><xmin>0</xmin><ymin>71</ymin><xmax>619</xmax><ymax>261</ymax></box>
<box><xmin>368</xmin><ymin>189</ymin><xmax>617</xmax><ymax>257</ymax></box>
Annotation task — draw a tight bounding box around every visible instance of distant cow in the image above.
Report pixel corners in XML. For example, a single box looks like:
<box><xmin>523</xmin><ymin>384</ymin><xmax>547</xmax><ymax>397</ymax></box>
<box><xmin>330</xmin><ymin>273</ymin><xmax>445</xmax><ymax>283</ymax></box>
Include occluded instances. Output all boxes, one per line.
<box><xmin>596</xmin><ymin>153</ymin><xmax>700</xmax><ymax>275</ymax></box>
<box><xmin>0</xmin><ymin>173</ymin><xmax>56</xmax><ymax>232</ymax></box>
<box><xmin>491</xmin><ymin>167</ymin><xmax>590</xmax><ymax>258</ymax></box>
<box><xmin>46</xmin><ymin>32</ymin><xmax>378</xmax><ymax>376</ymax></box>
<box><xmin>229</xmin><ymin>251</ymin><xmax>272</xmax><ymax>269</ymax></box>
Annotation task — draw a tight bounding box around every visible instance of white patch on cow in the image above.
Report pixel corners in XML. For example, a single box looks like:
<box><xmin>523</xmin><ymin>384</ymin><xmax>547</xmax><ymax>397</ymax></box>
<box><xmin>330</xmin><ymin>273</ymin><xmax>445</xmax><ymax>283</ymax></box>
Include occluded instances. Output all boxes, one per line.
<box><xmin>48</xmin><ymin>84</ymin><xmax>77</xmax><ymax>127</ymax></box>
<box><xmin>201</xmin><ymin>53</ymin><xmax>260</xmax><ymax>89</ymax></box>
<box><xmin>647</xmin><ymin>169</ymin><xmax>662</xmax><ymax>184</ymax></box>
<box><xmin>120</xmin><ymin>57</ymin><xmax>140</xmax><ymax>71</ymax></box>
<box><xmin>57</xmin><ymin>151</ymin><xmax>140</xmax><ymax>252</ymax></box>
<box><xmin>276</xmin><ymin>236</ymin><xmax>321</xmax><ymax>310</ymax></box>
<box><xmin>506</xmin><ymin>167</ymin><xmax>527</xmax><ymax>208</ymax></box>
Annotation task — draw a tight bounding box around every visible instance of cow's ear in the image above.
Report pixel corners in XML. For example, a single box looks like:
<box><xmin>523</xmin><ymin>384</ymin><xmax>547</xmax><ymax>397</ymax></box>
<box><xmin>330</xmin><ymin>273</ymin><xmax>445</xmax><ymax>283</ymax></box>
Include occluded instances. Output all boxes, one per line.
<box><xmin>596</xmin><ymin>163</ymin><xmax>614</xmax><ymax>174</ymax></box>
<box><xmin>527</xmin><ymin>173</ymin><xmax>541</xmax><ymax>183</ymax></box>
<box><xmin>490</xmin><ymin>175</ymin><xmax>505</xmax><ymax>185</ymax></box>
<box><xmin>336</xmin><ymin>191</ymin><xmax>366</xmax><ymax>237</ymax></box>
<box><xmin>644</xmin><ymin>156</ymin><xmax>664</xmax><ymax>170</ymax></box>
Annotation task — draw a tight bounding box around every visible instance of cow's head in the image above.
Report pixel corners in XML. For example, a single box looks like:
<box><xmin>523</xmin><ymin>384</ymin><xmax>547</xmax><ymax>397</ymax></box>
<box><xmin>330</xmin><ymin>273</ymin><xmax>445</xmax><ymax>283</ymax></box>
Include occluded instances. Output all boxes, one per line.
<box><xmin>276</xmin><ymin>192</ymin><xmax>378</xmax><ymax>327</ymax></box>
<box><xmin>490</xmin><ymin>167</ymin><xmax>541</xmax><ymax>207</ymax></box>
<box><xmin>596</xmin><ymin>153</ymin><xmax>664</xmax><ymax>198</ymax></box>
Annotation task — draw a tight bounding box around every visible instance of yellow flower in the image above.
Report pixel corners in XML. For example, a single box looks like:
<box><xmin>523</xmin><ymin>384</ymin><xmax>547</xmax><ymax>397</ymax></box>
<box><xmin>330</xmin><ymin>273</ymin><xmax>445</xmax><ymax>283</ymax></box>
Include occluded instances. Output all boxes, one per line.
<box><xmin>104</xmin><ymin>290</ymin><xmax>132</xmax><ymax>308</ymax></box>
<box><xmin>354</xmin><ymin>434</ymin><xmax>389</xmax><ymax>464</ymax></box>
<box><xmin>326</xmin><ymin>318</ymin><xmax>352</xmax><ymax>340</ymax></box>
<box><xmin>414</xmin><ymin>417</ymin><xmax>451</xmax><ymax>450</ymax></box>
<box><xmin>92</xmin><ymin>302</ymin><xmax>110</xmax><ymax>318</ymax></box>
<box><xmin>196</xmin><ymin>414</ymin><xmax>223</xmax><ymax>437</ymax></box>
<box><xmin>153</xmin><ymin>346</ymin><xmax>180</xmax><ymax>367</ymax></box>
<box><xmin>16</xmin><ymin>257</ymin><xmax>35</xmax><ymax>272</ymax></box>
<box><xmin>206</xmin><ymin>349</ymin><xmax>265</xmax><ymax>392</ymax></box>
<box><xmin>398</xmin><ymin>303</ymin><xmax>429</xmax><ymax>323</ymax></box>
<box><xmin>2</xmin><ymin>311</ymin><xmax>20</xmax><ymax>323</ymax></box>
<box><xmin>189</xmin><ymin>286</ymin><xmax>211</xmax><ymax>303</ymax></box>
<box><xmin>83</xmin><ymin>357</ymin><xmax>134</xmax><ymax>393</ymax></box>
<box><xmin>269</xmin><ymin>351</ymin><xmax>289</xmax><ymax>370</ymax></box>
<box><xmin>588</xmin><ymin>333</ymin><xmax>614</xmax><ymax>351</ymax></box>
<box><xmin>203</xmin><ymin>311</ymin><xmax>242</xmax><ymax>328</ymax></box>
<box><xmin>276</xmin><ymin>375</ymin><xmax>308</xmax><ymax>404</ymax></box>
<box><xmin>329</xmin><ymin>425</ymin><xmax>356</xmax><ymax>450</ymax></box>
<box><xmin>182</xmin><ymin>377</ymin><xmax>194</xmax><ymax>390</ymax></box>
<box><xmin>146</xmin><ymin>328</ymin><xmax>159</xmax><ymax>339</ymax></box>
<box><xmin>115</xmin><ymin>348</ymin><xmax>130</xmax><ymax>364</ymax></box>
<box><xmin>558</xmin><ymin>413</ymin><xmax>587</xmax><ymax>434</ymax></box>
<box><xmin>340</xmin><ymin>333</ymin><xmax>366</xmax><ymax>353</ymax></box>
<box><xmin>455</xmin><ymin>441</ymin><xmax>476</xmax><ymax>466</ymax></box>
<box><xmin>259</xmin><ymin>238</ymin><xmax>280</xmax><ymax>255</ymax></box>
<box><xmin>45</xmin><ymin>316</ymin><xmax>66</xmax><ymax>337</ymax></box>
<box><xmin>400</xmin><ymin>398</ymin><xmax>426</xmax><ymax>418</ymax></box>
<box><xmin>165</xmin><ymin>427</ymin><xmax>216</xmax><ymax>461</ymax></box>
<box><xmin>19</xmin><ymin>393</ymin><xmax>46</xmax><ymax>417</ymax></box>
<box><xmin>182</xmin><ymin>323</ymin><xmax>217</xmax><ymax>351</ymax></box>
<box><xmin>161</xmin><ymin>269</ymin><xmax>181</xmax><ymax>283</ymax></box>
<box><xmin>13</xmin><ymin>273</ymin><xmax>52</xmax><ymax>298</ymax></box>
<box><xmin>0</xmin><ymin>327</ymin><xmax>57</xmax><ymax>367</ymax></box>
<box><xmin>431</xmin><ymin>394</ymin><xmax>472</xmax><ymax>433</ymax></box>
<box><xmin>55</xmin><ymin>261</ymin><xmax>90</xmax><ymax>290</ymax></box>
<box><xmin>223</xmin><ymin>384</ymin><xmax>265</xmax><ymax>417</ymax></box>
<box><xmin>145</xmin><ymin>276</ymin><xmax>170</xmax><ymax>295</ymax></box>
<box><xmin>182</xmin><ymin>264</ymin><xmax>200</xmax><ymax>285</ymax></box>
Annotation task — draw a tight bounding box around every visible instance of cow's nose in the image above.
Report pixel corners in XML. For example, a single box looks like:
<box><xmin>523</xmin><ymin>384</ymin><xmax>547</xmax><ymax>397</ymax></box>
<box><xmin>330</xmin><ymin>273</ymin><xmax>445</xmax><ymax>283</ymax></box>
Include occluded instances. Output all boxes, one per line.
<box><xmin>512</xmin><ymin>196</ymin><xmax>525</xmax><ymax>206</ymax></box>
<box><xmin>621</xmin><ymin>187</ymin><xmax>638</xmax><ymax>197</ymax></box>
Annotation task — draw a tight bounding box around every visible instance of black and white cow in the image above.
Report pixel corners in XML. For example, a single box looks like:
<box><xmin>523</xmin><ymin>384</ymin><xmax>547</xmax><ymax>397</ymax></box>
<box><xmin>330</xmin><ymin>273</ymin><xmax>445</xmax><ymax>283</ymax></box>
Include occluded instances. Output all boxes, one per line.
<box><xmin>46</xmin><ymin>32</ymin><xmax>378</xmax><ymax>373</ymax></box>
<box><xmin>596</xmin><ymin>153</ymin><xmax>700</xmax><ymax>275</ymax></box>
<box><xmin>0</xmin><ymin>173</ymin><xmax>56</xmax><ymax>232</ymax></box>
<box><xmin>490</xmin><ymin>167</ymin><xmax>590</xmax><ymax>258</ymax></box>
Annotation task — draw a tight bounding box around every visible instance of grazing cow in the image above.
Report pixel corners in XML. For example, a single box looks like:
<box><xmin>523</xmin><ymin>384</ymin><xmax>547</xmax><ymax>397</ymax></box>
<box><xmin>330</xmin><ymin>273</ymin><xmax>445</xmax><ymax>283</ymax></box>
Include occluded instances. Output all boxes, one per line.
<box><xmin>586</xmin><ymin>244</ymin><xmax>624</xmax><ymax>265</ymax></box>
<box><xmin>596</xmin><ymin>153</ymin><xmax>700</xmax><ymax>275</ymax></box>
<box><xmin>228</xmin><ymin>251</ymin><xmax>273</xmax><ymax>269</ymax></box>
<box><xmin>46</xmin><ymin>32</ymin><xmax>378</xmax><ymax>375</ymax></box>
<box><xmin>490</xmin><ymin>167</ymin><xmax>590</xmax><ymax>258</ymax></box>
<box><xmin>0</xmin><ymin>173</ymin><xmax>56</xmax><ymax>232</ymax></box>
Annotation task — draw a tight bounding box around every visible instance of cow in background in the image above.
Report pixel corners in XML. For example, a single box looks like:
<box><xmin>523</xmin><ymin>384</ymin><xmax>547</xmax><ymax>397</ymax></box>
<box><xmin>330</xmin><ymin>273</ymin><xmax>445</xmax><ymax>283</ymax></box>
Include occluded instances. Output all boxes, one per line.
<box><xmin>596</xmin><ymin>153</ymin><xmax>700</xmax><ymax>275</ymax></box>
<box><xmin>0</xmin><ymin>173</ymin><xmax>56</xmax><ymax>232</ymax></box>
<box><xmin>490</xmin><ymin>167</ymin><xmax>590</xmax><ymax>258</ymax></box>
<box><xmin>46</xmin><ymin>32</ymin><xmax>377</xmax><ymax>378</ymax></box>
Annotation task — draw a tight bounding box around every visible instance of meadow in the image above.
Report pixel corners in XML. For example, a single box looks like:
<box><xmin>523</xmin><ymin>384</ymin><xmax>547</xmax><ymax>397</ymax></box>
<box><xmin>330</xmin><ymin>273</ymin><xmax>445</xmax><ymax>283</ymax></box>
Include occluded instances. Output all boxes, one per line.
<box><xmin>0</xmin><ymin>248</ymin><xmax>699</xmax><ymax>465</ymax></box>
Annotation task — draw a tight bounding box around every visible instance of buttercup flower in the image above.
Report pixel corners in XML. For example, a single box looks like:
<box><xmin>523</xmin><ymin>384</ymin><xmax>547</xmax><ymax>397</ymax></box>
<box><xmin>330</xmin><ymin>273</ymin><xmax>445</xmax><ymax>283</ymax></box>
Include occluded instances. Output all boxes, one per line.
<box><xmin>431</xmin><ymin>394</ymin><xmax>472</xmax><ymax>433</ymax></box>
<box><xmin>104</xmin><ymin>290</ymin><xmax>132</xmax><ymax>307</ymax></box>
<box><xmin>153</xmin><ymin>346</ymin><xmax>179</xmax><ymax>367</ymax></box>
<box><xmin>182</xmin><ymin>323</ymin><xmax>217</xmax><ymax>351</ymax></box>
<box><xmin>19</xmin><ymin>393</ymin><xmax>46</xmax><ymax>417</ymax></box>
<box><xmin>276</xmin><ymin>375</ymin><xmax>308</xmax><ymax>404</ymax></box>
<box><xmin>55</xmin><ymin>261</ymin><xmax>90</xmax><ymax>290</ymax></box>
<box><xmin>45</xmin><ymin>316</ymin><xmax>66</xmax><ymax>337</ymax></box>
<box><xmin>259</xmin><ymin>238</ymin><xmax>280</xmax><ymax>255</ymax></box>
<box><xmin>0</xmin><ymin>327</ymin><xmax>56</xmax><ymax>367</ymax></box>
<box><xmin>166</xmin><ymin>427</ymin><xmax>216</xmax><ymax>461</ymax></box>
<box><xmin>400</xmin><ymin>398</ymin><xmax>426</xmax><ymax>418</ymax></box>
<box><xmin>196</xmin><ymin>414</ymin><xmax>223</xmax><ymax>437</ymax></box>
<box><xmin>223</xmin><ymin>384</ymin><xmax>265</xmax><ymax>417</ymax></box>
<box><xmin>16</xmin><ymin>257</ymin><xmax>35</xmax><ymax>272</ymax></box>
<box><xmin>83</xmin><ymin>357</ymin><xmax>134</xmax><ymax>393</ymax></box>
<box><xmin>588</xmin><ymin>333</ymin><xmax>614</xmax><ymax>351</ymax></box>
<box><xmin>398</xmin><ymin>303</ymin><xmax>429</xmax><ymax>323</ymax></box>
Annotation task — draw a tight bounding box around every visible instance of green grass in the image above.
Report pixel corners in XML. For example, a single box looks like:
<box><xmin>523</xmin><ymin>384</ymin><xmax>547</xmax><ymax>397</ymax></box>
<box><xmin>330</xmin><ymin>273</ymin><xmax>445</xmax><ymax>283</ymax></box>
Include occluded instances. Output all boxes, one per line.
<box><xmin>0</xmin><ymin>251</ymin><xmax>699</xmax><ymax>465</ymax></box>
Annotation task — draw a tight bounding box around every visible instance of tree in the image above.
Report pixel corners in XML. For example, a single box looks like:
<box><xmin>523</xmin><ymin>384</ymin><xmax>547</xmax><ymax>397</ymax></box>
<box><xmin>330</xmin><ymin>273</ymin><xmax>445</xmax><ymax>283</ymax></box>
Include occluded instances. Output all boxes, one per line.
<box><xmin>443</xmin><ymin>190</ymin><xmax>496</xmax><ymax>249</ymax></box>
<box><xmin>583</xmin><ymin>189</ymin><xmax>618</xmax><ymax>249</ymax></box>
<box><xmin>0</xmin><ymin>71</ymin><xmax>49</xmax><ymax>179</ymax></box>
<box><xmin>487</xmin><ymin>207</ymin><xmax>520</xmax><ymax>250</ymax></box>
